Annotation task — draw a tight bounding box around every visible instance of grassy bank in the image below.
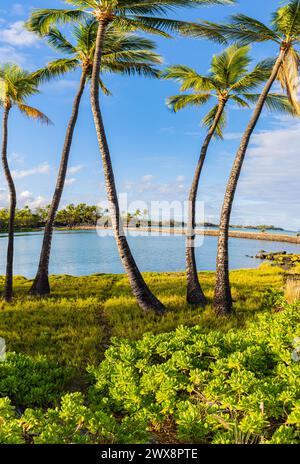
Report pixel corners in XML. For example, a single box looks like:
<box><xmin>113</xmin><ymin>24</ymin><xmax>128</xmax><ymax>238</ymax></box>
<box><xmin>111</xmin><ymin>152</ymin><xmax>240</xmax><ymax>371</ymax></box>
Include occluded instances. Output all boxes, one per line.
<box><xmin>0</xmin><ymin>265</ymin><xmax>285</xmax><ymax>370</ymax></box>
<box><xmin>1</xmin><ymin>266</ymin><xmax>300</xmax><ymax>444</ymax></box>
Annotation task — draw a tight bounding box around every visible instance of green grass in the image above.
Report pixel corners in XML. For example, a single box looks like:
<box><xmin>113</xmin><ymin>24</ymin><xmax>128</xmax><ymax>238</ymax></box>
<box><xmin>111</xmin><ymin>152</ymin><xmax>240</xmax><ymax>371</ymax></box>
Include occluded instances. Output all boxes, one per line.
<box><xmin>0</xmin><ymin>264</ymin><xmax>285</xmax><ymax>375</ymax></box>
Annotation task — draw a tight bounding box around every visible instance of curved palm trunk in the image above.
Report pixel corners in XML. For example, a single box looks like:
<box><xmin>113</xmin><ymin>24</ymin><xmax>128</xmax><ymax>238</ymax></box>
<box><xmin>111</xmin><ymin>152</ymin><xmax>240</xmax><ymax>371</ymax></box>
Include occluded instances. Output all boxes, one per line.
<box><xmin>1</xmin><ymin>105</ymin><xmax>16</xmax><ymax>302</ymax></box>
<box><xmin>186</xmin><ymin>99</ymin><xmax>226</xmax><ymax>305</ymax></box>
<box><xmin>214</xmin><ymin>50</ymin><xmax>286</xmax><ymax>316</ymax></box>
<box><xmin>29</xmin><ymin>71</ymin><xmax>87</xmax><ymax>296</ymax></box>
<box><xmin>90</xmin><ymin>20</ymin><xmax>165</xmax><ymax>314</ymax></box>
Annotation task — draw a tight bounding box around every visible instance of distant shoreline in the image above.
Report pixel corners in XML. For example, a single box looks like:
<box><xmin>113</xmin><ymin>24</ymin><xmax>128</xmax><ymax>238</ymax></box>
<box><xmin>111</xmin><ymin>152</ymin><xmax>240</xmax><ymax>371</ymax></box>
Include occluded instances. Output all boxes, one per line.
<box><xmin>53</xmin><ymin>225</ymin><xmax>300</xmax><ymax>245</ymax></box>
<box><xmin>1</xmin><ymin>225</ymin><xmax>299</xmax><ymax>245</ymax></box>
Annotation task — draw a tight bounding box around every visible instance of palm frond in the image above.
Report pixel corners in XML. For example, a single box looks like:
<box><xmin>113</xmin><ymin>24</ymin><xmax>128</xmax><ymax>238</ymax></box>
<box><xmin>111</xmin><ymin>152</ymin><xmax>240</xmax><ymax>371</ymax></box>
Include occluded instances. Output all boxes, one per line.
<box><xmin>161</xmin><ymin>65</ymin><xmax>215</xmax><ymax>91</ymax></box>
<box><xmin>167</xmin><ymin>93</ymin><xmax>211</xmax><ymax>112</ymax></box>
<box><xmin>103</xmin><ymin>49</ymin><xmax>162</xmax><ymax>65</ymax></box>
<box><xmin>202</xmin><ymin>103</ymin><xmax>226</xmax><ymax>138</ymax></box>
<box><xmin>181</xmin><ymin>20</ymin><xmax>230</xmax><ymax>43</ymax></box>
<box><xmin>26</xmin><ymin>8</ymin><xmax>88</xmax><ymax>35</ymax></box>
<box><xmin>186</xmin><ymin>15</ymin><xmax>280</xmax><ymax>45</ymax></box>
<box><xmin>210</xmin><ymin>44</ymin><xmax>251</xmax><ymax>87</ymax></box>
<box><xmin>98</xmin><ymin>78</ymin><xmax>112</xmax><ymax>96</ymax></box>
<box><xmin>272</xmin><ymin>0</ymin><xmax>300</xmax><ymax>38</ymax></box>
<box><xmin>229</xmin><ymin>94</ymin><xmax>250</xmax><ymax>108</ymax></box>
<box><xmin>117</xmin><ymin>0</ymin><xmax>236</xmax><ymax>16</ymax></box>
<box><xmin>46</xmin><ymin>28</ymin><xmax>76</xmax><ymax>54</ymax></box>
<box><xmin>31</xmin><ymin>59</ymin><xmax>79</xmax><ymax>83</ymax></box>
<box><xmin>101</xmin><ymin>61</ymin><xmax>160</xmax><ymax>78</ymax></box>
<box><xmin>277</xmin><ymin>46</ymin><xmax>300</xmax><ymax>114</ymax></box>
<box><xmin>228</xmin><ymin>14</ymin><xmax>280</xmax><ymax>44</ymax></box>
<box><xmin>18</xmin><ymin>104</ymin><xmax>53</xmax><ymax>124</ymax></box>
<box><xmin>112</xmin><ymin>16</ymin><xmax>171</xmax><ymax>37</ymax></box>
<box><xmin>230</xmin><ymin>58</ymin><xmax>275</xmax><ymax>92</ymax></box>
<box><xmin>242</xmin><ymin>92</ymin><xmax>298</xmax><ymax>116</ymax></box>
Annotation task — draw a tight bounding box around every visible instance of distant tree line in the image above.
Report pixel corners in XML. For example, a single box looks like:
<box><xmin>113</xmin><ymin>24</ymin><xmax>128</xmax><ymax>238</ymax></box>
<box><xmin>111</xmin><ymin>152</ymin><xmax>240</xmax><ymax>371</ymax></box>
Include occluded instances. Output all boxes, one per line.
<box><xmin>0</xmin><ymin>204</ymin><xmax>284</xmax><ymax>232</ymax></box>
<box><xmin>0</xmin><ymin>204</ymin><xmax>188</xmax><ymax>231</ymax></box>
<box><xmin>0</xmin><ymin>204</ymin><xmax>104</xmax><ymax>231</ymax></box>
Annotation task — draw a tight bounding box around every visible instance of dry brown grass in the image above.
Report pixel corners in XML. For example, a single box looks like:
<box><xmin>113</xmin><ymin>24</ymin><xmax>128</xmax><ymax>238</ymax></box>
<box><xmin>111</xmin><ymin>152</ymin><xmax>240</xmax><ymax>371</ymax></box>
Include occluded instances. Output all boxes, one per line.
<box><xmin>285</xmin><ymin>278</ymin><xmax>300</xmax><ymax>304</ymax></box>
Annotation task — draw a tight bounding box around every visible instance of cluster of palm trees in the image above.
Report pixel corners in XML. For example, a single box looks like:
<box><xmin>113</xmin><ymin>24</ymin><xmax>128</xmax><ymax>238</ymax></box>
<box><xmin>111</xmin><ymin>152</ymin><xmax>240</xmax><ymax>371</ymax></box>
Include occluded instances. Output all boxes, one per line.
<box><xmin>1</xmin><ymin>1</ymin><xmax>300</xmax><ymax>317</ymax></box>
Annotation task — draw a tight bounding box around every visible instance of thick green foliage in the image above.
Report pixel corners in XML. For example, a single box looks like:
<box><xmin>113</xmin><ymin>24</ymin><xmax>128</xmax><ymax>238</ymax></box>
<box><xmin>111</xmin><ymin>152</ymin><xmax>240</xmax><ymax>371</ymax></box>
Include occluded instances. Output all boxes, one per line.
<box><xmin>0</xmin><ymin>393</ymin><xmax>150</xmax><ymax>444</ymax></box>
<box><xmin>88</xmin><ymin>301</ymin><xmax>300</xmax><ymax>444</ymax></box>
<box><xmin>0</xmin><ymin>353</ymin><xmax>73</xmax><ymax>408</ymax></box>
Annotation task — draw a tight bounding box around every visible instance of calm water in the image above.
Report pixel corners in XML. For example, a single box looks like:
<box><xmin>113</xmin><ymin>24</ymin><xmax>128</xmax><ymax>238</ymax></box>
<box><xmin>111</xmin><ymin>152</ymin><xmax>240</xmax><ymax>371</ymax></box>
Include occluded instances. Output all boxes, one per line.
<box><xmin>0</xmin><ymin>230</ymin><xmax>300</xmax><ymax>278</ymax></box>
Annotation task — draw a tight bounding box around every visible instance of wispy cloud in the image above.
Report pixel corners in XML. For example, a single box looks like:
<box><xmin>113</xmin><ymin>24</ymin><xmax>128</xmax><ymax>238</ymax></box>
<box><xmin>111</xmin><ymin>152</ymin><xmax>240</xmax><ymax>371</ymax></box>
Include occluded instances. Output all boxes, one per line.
<box><xmin>67</xmin><ymin>165</ymin><xmax>85</xmax><ymax>175</ymax></box>
<box><xmin>19</xmin><ymin>190</ymin><xmax>48</xmax><ymax>209</ymax></box>
<box><xmin>12</xmin><ymin>163</ymin><xmax>51</xmax><ymax>180</ymax></box>
<box><xmin>235</xmin><ymin>122</ymin><xmax>300</xmax><ymax>229</ymax></box>
<box><xmin>124</xmin><ymin>174</ymin><xmax>188</xmax><ymax>200</ymax></box>
<box><xmin>65</xmin><ymin>177</ymin><xmax>76</xmax><ymax>186</ymax></box>
<box><xmin>0</xmin><ymin>45</ymin><xmax>26</xmax><ymax>64</ymax></box>
<box><xmin>0</xmin><ymin>21</ymin><xmax>39</xmax><ymax>47</ymax></box>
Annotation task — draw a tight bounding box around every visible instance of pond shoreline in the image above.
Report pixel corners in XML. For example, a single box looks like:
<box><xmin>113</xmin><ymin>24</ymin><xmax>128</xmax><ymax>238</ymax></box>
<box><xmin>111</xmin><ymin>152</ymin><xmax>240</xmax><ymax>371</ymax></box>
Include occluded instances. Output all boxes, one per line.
<box><xmin>1</xmin><ymin>226</ymin><xmax>299</xmax><ymax>245</ymax></box>
<box><xmin>55</xmin><ymin>226</ymin><xmax>300</xmax><ymax>245</ymax></box>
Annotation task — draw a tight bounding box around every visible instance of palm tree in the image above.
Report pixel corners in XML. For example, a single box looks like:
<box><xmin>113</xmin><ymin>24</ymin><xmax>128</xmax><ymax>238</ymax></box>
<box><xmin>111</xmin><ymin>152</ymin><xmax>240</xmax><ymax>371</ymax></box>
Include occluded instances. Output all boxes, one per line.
<box><xmin>162</xmin><ymin>45</ymin><xmax>294</xmax><ymax>306</ymax></box>
<box><xmin>186</xmin><ymin>0</ymin><xmax>300</xmax><ymax>314</ymax></box>
<box><xmin>27</xmin><ymin>0</ymin><xmax>235</xmax><ymax>313</ymax></box>
<box><xmin>0</xmin><ymin>64</ymin><xmax>51</xmax><ymax>302</ymax></box>
<box><xmin>29</xmin><ymin>19</ymin><xmax>162</xmax><ymax>296</ymax></box>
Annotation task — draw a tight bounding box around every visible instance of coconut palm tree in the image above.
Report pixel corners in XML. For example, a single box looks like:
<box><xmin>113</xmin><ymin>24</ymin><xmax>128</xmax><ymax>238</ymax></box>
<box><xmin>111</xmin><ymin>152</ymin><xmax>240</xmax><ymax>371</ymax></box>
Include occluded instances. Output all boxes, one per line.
<box><xmin>185</xmin><ymin>0</ymin><xmax>300</xmax><ymax>314</ymax></box>
<box><xmin>0</xmin><ymin>64</ymin><xmax>51</xmax><ymax>302</ymax></box>
<box><xmin>162</xmin><ymin>44</ymin><xmax>294</xmax><ymax>306</ymax></box>
<box><xmin>27</xmin><ymin>0</ymin><xmax>235</xmax><ymax>313</ymax></box>
<box><xmin>29</xmin><ymin>19</ymin><xmax>162</xmax><ymax>296</ymax></box>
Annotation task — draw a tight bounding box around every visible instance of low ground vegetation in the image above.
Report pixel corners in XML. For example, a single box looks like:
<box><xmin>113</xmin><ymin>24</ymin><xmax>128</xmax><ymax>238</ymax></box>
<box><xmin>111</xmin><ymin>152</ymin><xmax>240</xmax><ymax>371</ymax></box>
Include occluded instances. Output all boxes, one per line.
<box><xmin>0</xmin><ymin>266</ymin><xmax>299</xmax><ymax>443</ymax></box>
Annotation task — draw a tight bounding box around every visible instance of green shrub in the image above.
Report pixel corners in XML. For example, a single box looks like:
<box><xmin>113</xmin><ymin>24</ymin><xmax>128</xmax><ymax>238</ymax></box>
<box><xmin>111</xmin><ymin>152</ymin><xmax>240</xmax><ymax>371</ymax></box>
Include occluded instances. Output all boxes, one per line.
<box><xmin>88</xmin><ymin>303</ymin><xmax>300</xmax><ymax>444</ymax></box>
<box><xmin>0</xmin><ymin>353</ymin><xmax>73</xmax><ymax>408</ymax></box>
<box><xmin>0</xmin><ymin>393</ymin><xmax>150</xmax><ymax>444</ymax></box>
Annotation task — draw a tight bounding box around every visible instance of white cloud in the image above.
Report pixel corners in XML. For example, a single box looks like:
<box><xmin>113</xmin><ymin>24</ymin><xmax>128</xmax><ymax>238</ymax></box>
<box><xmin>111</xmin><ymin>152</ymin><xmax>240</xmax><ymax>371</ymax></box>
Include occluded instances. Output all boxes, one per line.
<box><xmin>0</xmin><ymin>45</ymin><xmax>25</xmax><ymax>64</ymax></box>
<box><xmin>12</xmin><ymin>163</ymin><xmax>51</xmax><ymax>180</ymax></box>
<box><xmin>0</xmin><ymin>21</ymin><xmax>39</xmax><ymax>47</ymax></box>
<box><xmin>19</xmin><ymin>191</ymin><xmax>47</xmax><ymax>209</ymax></box>
<box><xmin>141</xmin><ymin>174</ymin><xmax>153</xmax><ymax>182</ymax></box>
<box><xmin>9</xmin><ymin>152</ymin><xmax>25</xmax><ymax>165</ymax></box>
<box><xmin>20</xmin><ymin>190</ymin><xmax>32</xmax><ymax>200</ymax></box>
<box><xmin>235</xmin><ymin>122</ymin><xmax>300</xmax><ymax>229</ymax></box>
<box><xmin>65</xmin><ymin>177</ymin><xmax>76</xmax><ymax>186</ymax></box>
<box><xmin>67</xmin><ymin>165</ymin><xmax>85</xmax><ymax>175</ymax></box>
<box><xmin>224</xmin><ymin>132</ymin><xmax>243</xmax><ymax>141</ymax></box>
<box><xmin>0</xmin><ymin>189</ymin><xmax>48</xmax><ymax>209</ymax></box>
<box><xmin>124</xmin><ymin>174</ymin><xmax>188</xmax><ymax>202</ymax></box>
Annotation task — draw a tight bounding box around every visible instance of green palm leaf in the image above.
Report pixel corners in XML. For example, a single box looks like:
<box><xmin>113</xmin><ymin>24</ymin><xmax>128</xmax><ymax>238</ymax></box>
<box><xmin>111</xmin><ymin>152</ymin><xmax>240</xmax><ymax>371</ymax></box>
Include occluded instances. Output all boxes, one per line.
<box><xmin>242</xmin><ymin>92</ymin><xmax>297</xmax><ymax>115</ymax></box>
<box><xmin>162</xmin><ymin>65</ymin><xmax>215</xmax><ymax>91</ymax></box>
<box><xmin>0</xmin><ymin>64</ymin><xmax>52</xmax><ymax>124</ymax></box>
<box><xmin>167</xmin><ymin>93</ymin><xmax>211</xmax><ymax>112</ymax></box>
<box><xmin>202</xmin><ymin>103</ymin><xmax>226</xmax><ymax>138</ymax></box>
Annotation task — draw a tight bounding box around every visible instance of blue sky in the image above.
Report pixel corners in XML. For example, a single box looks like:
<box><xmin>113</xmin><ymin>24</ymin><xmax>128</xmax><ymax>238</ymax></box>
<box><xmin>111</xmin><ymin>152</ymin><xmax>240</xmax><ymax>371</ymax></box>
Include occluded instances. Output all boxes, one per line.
<box><xmin>0</xmin><ymin>0</ymin><xmax>299</xmax><ymax>230</ymax></box>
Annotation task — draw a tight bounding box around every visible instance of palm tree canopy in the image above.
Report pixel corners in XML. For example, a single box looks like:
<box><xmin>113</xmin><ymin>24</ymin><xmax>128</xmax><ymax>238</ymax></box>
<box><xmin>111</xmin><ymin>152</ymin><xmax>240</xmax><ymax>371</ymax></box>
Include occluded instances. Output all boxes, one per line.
<box><xmin>38</xmin><ymin>19</ymin><xmax>163</xmax><ymax>94</ymax></box>
<box><xmin>26</xmin><ymin>0</ymin><xmax>235</xmax><ymax>38</ymax></box>
<box><xmin>0</xmin><ymin>64</ymin><xmax>51</xmax><ymax>124</ymax></box>
<box><xmin>162</xmin><ymin>45</ymin><xmax>296</xmax><ymax>138</ymax></box>
<box><xmin>184</xmin><ymin>0</ymin><xmax>300</xmax><ymax>113</ymax></box>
